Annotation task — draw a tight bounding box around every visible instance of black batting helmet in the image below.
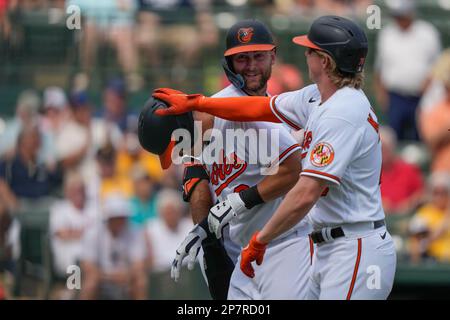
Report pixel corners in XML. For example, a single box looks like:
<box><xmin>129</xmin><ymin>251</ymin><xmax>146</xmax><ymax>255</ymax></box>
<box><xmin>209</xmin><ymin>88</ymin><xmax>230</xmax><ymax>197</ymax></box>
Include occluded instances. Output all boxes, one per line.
<box><xmin>293</xmin><ymin>15</ymin><xmax>368</xmax><ymax>74</ymax></box>
<box><xmin>222</xmin><ymin>19</ymin><xmax>276</xmax><ymax>89</ymax></box>
<box><xmin>138</xmin><ymin>97</ymin><xmax>195</xmax><ymax>169</ymax></box>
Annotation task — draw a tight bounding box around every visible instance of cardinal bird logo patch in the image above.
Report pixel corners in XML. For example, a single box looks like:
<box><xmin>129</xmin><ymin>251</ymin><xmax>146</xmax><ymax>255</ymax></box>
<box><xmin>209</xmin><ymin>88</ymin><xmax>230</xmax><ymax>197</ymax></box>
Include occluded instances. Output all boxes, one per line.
<box><xmin>237</xmin><ymin>28</ymin><xmax>254</xmax><ymax>43</ymax></box>
<box><xmin>310</xmin><ymin>142</ymin><xmax>334</xmax><ymax>167</ymax></box>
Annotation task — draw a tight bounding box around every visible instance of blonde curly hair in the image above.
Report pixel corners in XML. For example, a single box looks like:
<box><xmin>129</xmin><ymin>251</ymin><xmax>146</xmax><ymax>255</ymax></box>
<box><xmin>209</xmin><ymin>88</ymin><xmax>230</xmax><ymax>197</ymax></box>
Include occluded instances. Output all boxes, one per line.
<box><xmin>315</xmin><ymin>50</ymin><xmax>365</xmax><ymax>90</ymax></box>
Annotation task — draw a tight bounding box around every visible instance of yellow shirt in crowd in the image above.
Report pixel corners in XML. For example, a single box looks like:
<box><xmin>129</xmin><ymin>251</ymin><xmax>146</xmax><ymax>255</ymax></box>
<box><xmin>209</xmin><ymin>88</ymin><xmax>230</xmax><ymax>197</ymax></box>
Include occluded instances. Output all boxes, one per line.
<box><xmin>100</xmin><ymin>176</ymin><xmax>134</xmax><ymax>199</ymax></box>
<box><xmin>116</xmin><ymin>151</ymin><xmax>163</xmax><ymax>181</ymax></box>
<box><xmin>415</xmin><ymin>204</ymin><xmax>450</xmax><ymax>262</ymax></box>
<box><xmin>100</xmin><ymin>151</ymin><xmax>163</xmax><ymax>200</ymax></box>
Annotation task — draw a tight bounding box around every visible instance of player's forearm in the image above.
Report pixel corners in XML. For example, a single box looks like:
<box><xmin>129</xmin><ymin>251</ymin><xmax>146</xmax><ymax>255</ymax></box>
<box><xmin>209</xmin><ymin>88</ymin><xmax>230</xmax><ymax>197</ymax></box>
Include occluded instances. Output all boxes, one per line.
<box><xmin>256</xmin><ymin>151</ymin><xmax>301</xmax><ymax>202</ymax></box>
<box><xmin>257</xmin><ymin>176</ymin><xmax>323</xmax><ymax>244</ymax></box>
<box><xmin>189</xmin><ymin>180</ymin><xmax>213</xmax><ymax>224</ymax></box>
<box><xmin>197</xmin><ymin>96</ymin><xmax>279</xmax><ymax>123</ymax></box>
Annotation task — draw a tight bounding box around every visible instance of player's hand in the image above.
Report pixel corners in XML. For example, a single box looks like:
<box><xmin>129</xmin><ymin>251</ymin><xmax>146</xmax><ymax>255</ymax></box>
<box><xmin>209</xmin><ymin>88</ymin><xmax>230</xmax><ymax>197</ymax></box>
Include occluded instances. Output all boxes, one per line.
<box><xmin>152</xmin><ymin>88</ymin><xmax>204</xmax><ymax>116</ymax></box>
<box><xmin>171</xmin><ymin>223</ymin><xmax>207</xmax><ymax>282</ymax></box>
<box><xmin>240</xmin><ymin>232</ymin><xmax>267</xmax><ymax>278</ymax></box>
<box><xmin>208</xmin><ymin>193</ymin><xmax>247</xmax><ymax>239</ymax></box>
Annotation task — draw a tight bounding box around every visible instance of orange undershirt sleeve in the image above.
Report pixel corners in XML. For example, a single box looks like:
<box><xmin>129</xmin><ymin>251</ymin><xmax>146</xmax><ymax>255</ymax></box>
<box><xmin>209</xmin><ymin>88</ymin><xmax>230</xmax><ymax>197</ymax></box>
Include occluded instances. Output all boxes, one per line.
<box><xmin>196</xmin><ymin>96</ymin><xmax>280</xmax><ymax>123</ymax></box>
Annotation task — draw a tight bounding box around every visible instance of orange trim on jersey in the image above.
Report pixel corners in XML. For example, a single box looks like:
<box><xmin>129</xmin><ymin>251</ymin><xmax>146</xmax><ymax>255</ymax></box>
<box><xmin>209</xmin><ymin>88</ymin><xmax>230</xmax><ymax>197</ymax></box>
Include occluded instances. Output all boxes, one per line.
<box><xmin>346</xmin><ymin>238</ymin><xmax>362</xmax><ymax>300</ymax></box>
<box><xmin>271</xmin><ymin>96</ymin><xmax>301</xmax><ymax>131</ymax></box>
<box><xmin>301</xmin><ymin>152</ymin><xmax>308</xmax><ymax>159</ymax></box>
<box><xmin>279</xmin><ymin>144</ymin><xmax>301</xmax><ymax>162</ymax></box>
<box><xmin>309</xmin><ymin>235</ymin><xmax>314</xmax><ymax>265</ymax></box>
<box><xmin>367</xmin><ymin>113</ymin><xmax>379</xmax><ymax>133</ymax></box>
<box><xmin>302</xmin><ymin>169</ymin><xmax>341</xmax><ymax>183</ymax></box>
<box><xmin>214</xmin><ymin>162</ymin><xmax>248</xmax><ymax>197</ymax></box>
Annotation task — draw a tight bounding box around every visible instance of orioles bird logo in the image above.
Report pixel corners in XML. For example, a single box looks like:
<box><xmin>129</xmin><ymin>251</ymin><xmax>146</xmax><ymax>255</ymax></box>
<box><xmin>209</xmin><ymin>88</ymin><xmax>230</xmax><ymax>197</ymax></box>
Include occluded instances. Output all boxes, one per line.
<box><xmin>237</xmin><ymin>27</ymin><xmax>254</xmax><ymax>43</ymax></box>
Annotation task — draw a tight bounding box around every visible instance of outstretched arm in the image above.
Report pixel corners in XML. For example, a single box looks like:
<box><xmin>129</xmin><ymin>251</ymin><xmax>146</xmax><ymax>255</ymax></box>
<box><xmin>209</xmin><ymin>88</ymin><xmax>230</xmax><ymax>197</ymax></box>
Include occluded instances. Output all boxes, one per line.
<box><xmin>195</xmin><ymin>96</ymin><xmax>279</xmax><ymax>122</ymax></box>
<box><xmin>153</xmin><ymin>88</ymin><xmax>280</xmax><ymax>123</ymax></box>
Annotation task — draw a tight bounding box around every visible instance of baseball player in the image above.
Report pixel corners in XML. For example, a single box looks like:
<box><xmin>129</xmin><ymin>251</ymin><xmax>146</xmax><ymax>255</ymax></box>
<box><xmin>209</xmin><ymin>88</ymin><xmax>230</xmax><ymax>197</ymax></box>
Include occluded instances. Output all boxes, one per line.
<box><xmin>168</xmin><ymin>19</ymin><xmax>314</xmax><ymax>300</ymax></box>
<box><xmin>153</xmin><ymin>16</ymin><xmax>397</xmax><ymax>300</ymax></box>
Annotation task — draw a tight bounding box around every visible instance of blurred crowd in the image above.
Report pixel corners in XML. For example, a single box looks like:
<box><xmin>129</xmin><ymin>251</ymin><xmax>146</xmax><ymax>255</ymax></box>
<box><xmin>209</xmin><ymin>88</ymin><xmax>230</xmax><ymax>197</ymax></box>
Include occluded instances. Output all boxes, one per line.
<box><xmin>0</xmin><ymin>0</ymin><xmax>449</xmax><ymax>300</ymax></box>
<box><xmin>374</xmin><ymin>0</ymin><xmax>450</xmax><ymax>265</ymax></box>
<box><xmin>0</xmin><ymin>79</ymin><xmax>198</xmax><ymax>299</ymax></box>
<box><xmin>1</xmin><ymin>0</ymin><xmax>377</xmax><ymax>92</ymax></box>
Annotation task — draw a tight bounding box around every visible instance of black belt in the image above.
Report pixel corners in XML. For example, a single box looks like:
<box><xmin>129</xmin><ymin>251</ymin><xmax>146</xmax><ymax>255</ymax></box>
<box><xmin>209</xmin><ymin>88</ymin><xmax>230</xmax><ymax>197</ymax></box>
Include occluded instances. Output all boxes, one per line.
<box><xmin>310</xmin><ymin>219</ymin><xmax>385</xmax><ymax>244</ymax></box>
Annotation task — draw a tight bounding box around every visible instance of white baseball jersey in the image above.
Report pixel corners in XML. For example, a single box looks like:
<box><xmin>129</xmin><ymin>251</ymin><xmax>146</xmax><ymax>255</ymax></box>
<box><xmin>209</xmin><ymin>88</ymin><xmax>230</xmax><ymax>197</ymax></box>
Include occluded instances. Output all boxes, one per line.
<box><xmin>271</xmin><ymin>84</ymin><xmax>385</xmax><ymax>228</ymax></box>
<box><xmin>204</xmin><ymin>84</ymin><xmax>307</xmax><ymax>247</ymax></box>
<box><xmin>200</xmin><ymin>84</ymin><xmax>312</xmax><ymax>300</ymax></box>
<box><xmin>269</xmin><ymin>84</ymin><xmax>395</xmax><ymax>300</ymax></box>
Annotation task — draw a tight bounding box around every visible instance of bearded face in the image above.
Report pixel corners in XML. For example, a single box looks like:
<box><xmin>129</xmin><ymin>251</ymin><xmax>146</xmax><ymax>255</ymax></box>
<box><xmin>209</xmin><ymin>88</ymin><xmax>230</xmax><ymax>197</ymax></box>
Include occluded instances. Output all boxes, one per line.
<box><xmin>231</xmin><ymin>50</ymin><xmax>275</xmax><ymax>95</ymax></box>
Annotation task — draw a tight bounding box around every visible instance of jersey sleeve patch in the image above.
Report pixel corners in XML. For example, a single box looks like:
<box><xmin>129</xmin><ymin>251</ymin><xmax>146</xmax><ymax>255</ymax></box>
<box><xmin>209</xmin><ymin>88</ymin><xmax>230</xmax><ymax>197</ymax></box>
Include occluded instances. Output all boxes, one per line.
<box><xmin>310</xmin><ymin>142</ymin><xmax>334</xmax><ymax>167</ymax></box>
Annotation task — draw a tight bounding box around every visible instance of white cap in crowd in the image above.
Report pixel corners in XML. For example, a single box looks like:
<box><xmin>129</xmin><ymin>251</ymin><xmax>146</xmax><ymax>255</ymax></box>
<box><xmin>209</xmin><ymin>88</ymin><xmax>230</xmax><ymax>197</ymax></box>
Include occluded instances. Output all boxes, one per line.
<box><xmin>102</xmin><ymin>194</ymin><xmax>132</xmax><ymax>220</ymax></box>
<box><xmin>43</xmin><ymin>86</ymin><xmax>67</xmax><ymax>110</ymax></box>
<box><xmin>386</xmin><ymin>0</ymin><xmax>416</xmax><ymax>17</ymax></box>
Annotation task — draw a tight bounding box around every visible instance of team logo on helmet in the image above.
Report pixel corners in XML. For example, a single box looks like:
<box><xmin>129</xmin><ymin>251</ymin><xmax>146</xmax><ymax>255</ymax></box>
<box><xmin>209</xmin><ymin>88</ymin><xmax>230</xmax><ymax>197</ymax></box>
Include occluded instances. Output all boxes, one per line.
<box><xmin>310</xmin><ymin>142</ymin><xmax>334</xmax><ymax>167</ymax></box>
<box><xmin>237</xmin><ymin>27</ymin><xmax>254</xmax><ymax>43</ymax></box>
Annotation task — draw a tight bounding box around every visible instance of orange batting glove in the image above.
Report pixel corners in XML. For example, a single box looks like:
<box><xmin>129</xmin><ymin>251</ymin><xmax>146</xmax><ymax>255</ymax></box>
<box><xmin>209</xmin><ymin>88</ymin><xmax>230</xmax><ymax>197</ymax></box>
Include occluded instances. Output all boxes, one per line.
<box><xmin>152</xmin><ymin>88</ymin><xmax>204</xmax><ymax>116</ymax></box>
<box><xmin>240</xmin><ymin>231</ymin><xmax>268</xmax><ymax>278</ymax></box>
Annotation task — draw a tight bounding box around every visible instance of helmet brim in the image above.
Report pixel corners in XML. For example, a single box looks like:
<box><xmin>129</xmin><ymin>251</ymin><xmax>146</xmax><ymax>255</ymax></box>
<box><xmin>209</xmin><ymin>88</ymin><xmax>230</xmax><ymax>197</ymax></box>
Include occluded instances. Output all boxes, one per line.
<box><xmin>292</xmin><ymin>35</ymin><xmax>322</xmax><ymax>50</ymax></box>
<box><xmin>224</xmin><ymin>44</ymin><xmax>275</xmax><ymax>56</ymax></box>
<box><xmin>159</xmin><ymin>140</ymin><xmax>176</xmax><ymax>169</ymax></box>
